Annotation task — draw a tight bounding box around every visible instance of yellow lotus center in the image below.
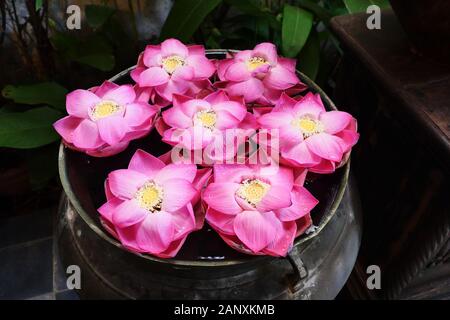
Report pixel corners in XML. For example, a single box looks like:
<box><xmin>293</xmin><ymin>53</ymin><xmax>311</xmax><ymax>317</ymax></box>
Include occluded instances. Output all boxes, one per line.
<box><xmin>162</xmin><ymin>55</ymin><xmax>185</xmax><ymax>74</ymax></box>
<box><xmin>135</xmin><ymin>182</ymin><xmax>163</xmax><ymax>212</ymax></box>
<box><xmin>195</xmin><ymin>110</ymin><xmax>217</xmax><ymax>129</ymax></box>
<box><xmin>237</xmin><ymin>179</ymin><xmax>270</xmax><ymax>206</ymax></box>
<box><xmin>246</xmin><ymin>56</ymin><xmax>268</xmax><ymax>71</ymax></box>
<box><xmin>92</xmin><ymin>100</ymin><xmax>120</xmax><ymax>120</ymax></box>
<box><xmin>291</xmin><ymin>117</ymin><xmax>324</xmax><ymax>138</ymax></box>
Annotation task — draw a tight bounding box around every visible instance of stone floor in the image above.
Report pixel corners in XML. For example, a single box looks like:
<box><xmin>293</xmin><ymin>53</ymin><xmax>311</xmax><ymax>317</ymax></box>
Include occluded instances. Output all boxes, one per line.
<box><xmin>0</xmin><ymin>207</ymin><xmax>79</xmax><ymax>300</ymax></box>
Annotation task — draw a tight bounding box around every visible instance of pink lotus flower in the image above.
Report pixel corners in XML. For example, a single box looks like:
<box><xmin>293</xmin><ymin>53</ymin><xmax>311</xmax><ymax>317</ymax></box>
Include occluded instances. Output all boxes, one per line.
<box><xmin>98</xmin><ymin>149</ymin><xmax>206</xmax><ymax>258</ymax></box>
<box><xmin>216</xmin><ymin>42</ymin><xmax>306</xmax><ymax>105</ymax></box>
<box><xmin>203</xmin><ymin>164</ymin><xmax>318</xmax><ymax>256</ymax></box>
<box><xmin>53</xmin><ymin>81</ymin><xmax>158</xmax><ymax>157</ymax></box>
<box><xmin>258</xmin><ymin>92</ymin><xmax>359</xmax><ymax>173</ymax></box>
<box><xmin>131</xmin><ymin>38</ymin><xmax>215</xmax><ymax>103</ymax></box>
<box><xmin>160</xmin><ymin>90</ymin><xmax>253</xmax><ymax>164</ymax></box>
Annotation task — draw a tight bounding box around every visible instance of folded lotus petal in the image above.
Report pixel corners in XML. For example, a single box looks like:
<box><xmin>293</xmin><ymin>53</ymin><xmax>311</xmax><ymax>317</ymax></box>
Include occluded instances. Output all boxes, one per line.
<box><xmin>104</xmin><ymin>178</ymin><xmax>114</xmax><ymax>201</ymax></box>
<box><xmin>217</xmin><ymin>59</ymin><xmax>234</xmax><ymax>81</ymax></box>
<box><xmin>72</xmin><ymin>119</ymin><xmax>104</xmax><ymax>149</ymax></box>
<box><xmin>204</xmin><ymin>90</ymin><xmax>229</xmax><ymax>104</ymax></box>
<box><xmin>258</xmin><ymin>87</ymin><xmax>281</xmax><ymax>106</ymax></box>
<box><xmin>102</xmin><ymin>84</ymin><xmax>136</xmax><ymax>106</ymax></box>
<box><xmin>213</xmin><ymin>164</ymin><xmax>252</xmax><ymax>183</ymax></box>
<box><xmin>254</xmin><ymin>42</ymin><xmax>278</xmax><ymax>64</ymax></box>
<box><xmin>130</xmin><ymin>66</ymin><xmax>146</xmax><ymax>83</ymax></box>
<box><xmin>100</xmin><ymin>217</ymin><xmax>119</xmax><ymax>239</ymax></box>
<box><xmin>97</xmin><ymin>115</ymin><xmax>128</xmax><ymax>145</ymax></box>
<box><xmin>128</xmin><ymin>149</ymin><xmax>165</xmax><ymax>177</ymax></box>
<box><xmin>258</xmin><ymin>165</ymin><xmax>294</xmax><ymax>189</ymax></box>
<box><xmin>93</xmin><ymin>81</ymin><xmax>119</xmax><ymax>98</ymax></box>
<box><xmin>155</xmin><ymin>163</ymin><xmax>197</xmax><ymax>184</ymax></box>
<box><xmin>226</xmin><ymin>78</ymin><xmax>265</xmax><ymax>102</ymax></box>
<box><xmin>86</xmin><ymin>141</ymin><xmax>129</xmax><ymax>157</ymax></box>
<box><xmin>306</xmin><ymin>132</ymin><xmax>343</xmax><ymax>162</ymax></box>
<box><xmin>233</xmin><ymin>211</ymin><xmax>276</xmax><ymax>253</ymax></box>
<box><xmin>180</xmin><ymin>99</ymin><xmax>210</xmax><ymax>118</ymax></box>
<box><xmin>187</xmin><ymin>44</ymin><xmax>205</xmax><ymax>56</ymax></box>
<box><xmin>335</xmin><ymin>129</ymin><xmax>359</xmax><ymax>153</ymax></box>
<box><xmin>66</xmin><ymin>89</ymin><xmax>100</xmax><ymax>118</ymax></box>
<box><xmin>136</xmin><ymin>212</ymin><xmax>175</xmax><ymax>253</ymax></box>
<box><xmin>139</xmin><ymin>67</ymin><xmax>170</xmax><ymax>87</ymax></box>
<box><xmin>257</xmin><ymin>184</ymin><xmax>292</xmax><ymax>212</ymax></box>
<box><xmin>263</xmin><ymin>218</ymin><xmax>297</xmax><ymax>257</ymax></box>
<box><xmin>53</xmin><ymin>116</ymin><xmax>82</xmax><ymax>144</ymax></box>
<box><xmin>193</xmin><ymin>168</ymin><xmax>212</xmax><ymax>191</ymax></box>
<box><xmin>293</xmin><ymin>168</ymin><xmax>308</xmax><ymax>186</ymax></box>
<box><xmin>320</xmin><ymin>111</ymin><xmax>352</xmax><ymax>134</ymax></box>
<box><xmin>155</xmin><ymin>236</ymin><xmax>188</xmax><ymax>258</ymax></box>
<box><xmin>168</xmin><ymin>204</ymin><xmax>196</xmax><ymax>240</ymax></box>
<box><xmin>283</xmin><ymin>141</ymin><xmax>322</xmax><ymax>166</ymax></box>
<box><xmin>212</xmin><ymin>101</ymin><xmax>247</xmax><ymax>122</ymax></box>
<box><xmin>214</xmin><ymin>109</ymin><xmax>241</xmax><ymax>130</ymax></box>
<box><xmin>258</xmin><ymin>111</ymin><xmax>293</xmax><ymax>129</ymax></box>
<box><xmin>124</xmin><ymin>102</ymin><xmax>157</xmax><ymax>127</ymax></box>
<box><xmin>234</xmin><ymin>50</ymin><xmax>253</xmax><ymax>62</ymax></box>
<box><xmin>115</xmin><ymin>224</ymin><xmax>144</xmax><ymax>253</ymax></box>
<box><xmin>205</xmin><ymin>207</ymin><xmax>236</xmax><ymax>235</ymax></box>
<box><xmin>162</xmin><ymin>102</ymin><xmax>192</xmax><ymax>129</ymax></box>
<box><xmin>108</xmin><ymin>169</ymin><xmax>148</xmax><ymax>199</ymax></box>
<box><xmin>112</xmin><ymin>199</ymin><xmax>148</xmax><ymax>228</ymax></box>
<box><xmin>224</xmin><ymin>61</ymin><xmax>251</xmax><ymax>82</ymax></box>
<box><xmin>155</xmin><ymin>79</ymin><xmax>190</xmax><ymax>101</ymax></box>
<box><xmin>161</xmin><ymin>38</ymin><xmax>188</xmax><ymax>58</ymax></box>
<box><xmin>308</xmin><ymin>158</ymin><xmax>336</xmax><ymax>174</ymax></box>
<box><xmin>172</xmin><ymin>65</ymin><xmax>195</xmax><ymax>81</ymax></box>
<box><xmin>276</xmin><ymin>186</ymin><xmax>318</xmax><ymax>221</ymax></box>
<box><xmin>203</xmin><ymin>182</ymin><xmax>242</xmax><ymax>214</ymax></box>
<box><xmin>142</xmin><ymin>44</ymin><xmax>162</xmax><ymax>67</ymax></box>
<box><xmin>295</xmin><ymin>213</ymin><xmax>312</xmax><ymax>237</ymax></box>
<box><xmin>98</xmin><ymin>196</ymin><xmax>123</xmax><ymax>222</ymax></box>
<box><xmin>273</xmin><ymin>92</ymin><xmax>297</xmax><ymax>112</ymax></box>
<box><xmin>186</xmin><ymin>55</ymin><xmax>215</xmax><ymax>79</ymax></box>
<box><xmin>161</xmin><ymin>179</ymin><xmax>196</xmax><ymax>212</ymax></box>
<box><xmin>295</xmin><ymin>93</ymin><xmax>326</xmax><ymax>118</ymax></box>
<box><xmin>277</xmin><ymin>57</ymin><xmax>297</xmax><ymax>73</ymax></box>
<box><xmin>264</xmin><ymin>65</ymin><xmax>299</xmax><ymax>90</ymax></box>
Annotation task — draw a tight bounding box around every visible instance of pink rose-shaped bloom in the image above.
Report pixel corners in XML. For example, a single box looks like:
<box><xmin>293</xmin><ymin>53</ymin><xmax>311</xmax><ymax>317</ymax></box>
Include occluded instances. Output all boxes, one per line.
<box><xmin>53</xmin><ymin>81</ymin><xmax>158</xmax><ymax>157</ymax></box>
<box><xmin>160</xmin><ymin>90</ymin><xmax>253</xmax><ymax>164</ymax></box>
<box><xmin>132</xmin><ymin>38</ymin><xmax>215</xmax><ymax>103</ymax></box>
<box><xmin>203</xmin><ymin>164</ymin><xmax>318</xmax><ymax>256</ymax></box>
<box><xmin>258</xmin><ymin>92</ymin><xmax>359</xmax><ymax>173</ymax></box>
<box><xmin>216</xmin><ymin>42</ymin><xmax>306</xmax><ymax>105</ymax></box>
<box><xmin>98</xmin><ymin>149</ymin><xmax>204</xmax><ymax>258</ymax></box>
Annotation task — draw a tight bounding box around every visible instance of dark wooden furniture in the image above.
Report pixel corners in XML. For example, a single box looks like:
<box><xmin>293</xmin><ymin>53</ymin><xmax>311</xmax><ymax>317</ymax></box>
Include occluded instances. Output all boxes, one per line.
<box><xmin>330</xmin><ymin>10</ymin><xmax>449</xmax><ymax>300</ymax></box>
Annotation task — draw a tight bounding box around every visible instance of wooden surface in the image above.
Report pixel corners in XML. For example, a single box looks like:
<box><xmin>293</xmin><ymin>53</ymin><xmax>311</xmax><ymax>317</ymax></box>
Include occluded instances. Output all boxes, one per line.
<box><xmin>331</xmin><ymin>10</ymin><xmax>450</xmax><ymax>167</ymax></box>
<box><xmin>330</xmin><ymin>10</ymin><xmax>450</xmax><ymax>300</ymax></box>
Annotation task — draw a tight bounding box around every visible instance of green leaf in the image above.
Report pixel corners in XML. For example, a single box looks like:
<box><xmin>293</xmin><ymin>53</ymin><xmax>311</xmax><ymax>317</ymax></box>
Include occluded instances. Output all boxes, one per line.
<box><xmin>297</xmin><ymin>30</ymin><xmax>320</xmax><ymax>81</ymax></box>
<box><xmin>342</xmin><ymin>0</ymin><xmax>372</xmax><ymax>13</ymax></box>
<box><xmin>369</xmin><ymin>0</ymin><xmax>390</xmax><ymax>9</ymax></box>
<box><xmin>85</xmin><ymin>4</ymin><xmax>115</xmax><ymax>29</ymax></box>
<box><xmin>225</xmin><ymin>0</ymin><xmax>280</xmax><ymax>29</ymax></box>
<box><xmin>2</xmin><ymin>82</ymin><xmax>68</xmax><ymax>111</ymax></box>
<box><xmin>296</xmin><ymin>0</ymin><xmax>332</xmax><ymax>23</ymax></box>
<box><xmin>282</xmin><ymin>4</ymin><xmax>314</xmax><ymax>58</ymax></box>
<box><xmin>35</xmin><ymin>0</ymin><xmax>43</xmax><ymax>11</ymax></box>
<box><xmin>0</xmin><ymin>107</ymin><xmax>62</xmax><ymax>149</ymax></box>
<box><xmin>160</xmin><ymin>0</ymin><xmax>222</xmax><ymax>42</ymax></box>
<box><xmin>74</xmin><ymin>53</ymin><xmax>115</xmax><ymax>72</ymax></box>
